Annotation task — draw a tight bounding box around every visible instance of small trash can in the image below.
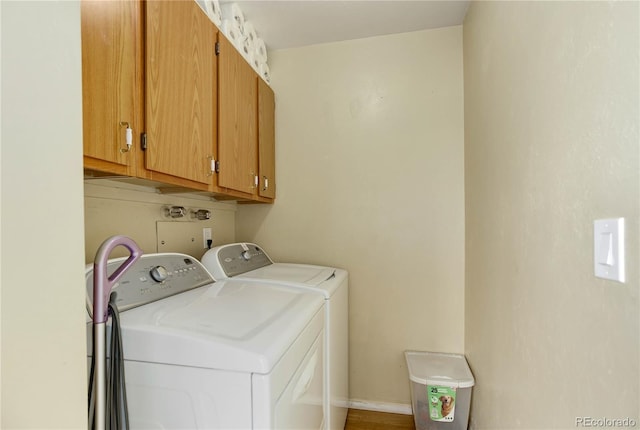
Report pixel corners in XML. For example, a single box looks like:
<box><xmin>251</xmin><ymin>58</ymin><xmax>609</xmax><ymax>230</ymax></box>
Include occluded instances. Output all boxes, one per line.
<box><xmin>405</xmin><ymin>351</ymin><xmax>475</xmax><ymax>430</ymax></box>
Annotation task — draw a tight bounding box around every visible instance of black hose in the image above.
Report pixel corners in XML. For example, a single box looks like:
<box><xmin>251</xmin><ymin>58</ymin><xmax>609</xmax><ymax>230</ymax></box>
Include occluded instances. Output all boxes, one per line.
<box><xmin>107</xmin><ymin>293</ymin><xmax>130</xmax><ymax>430</ymax></box>
<box><xmin>88</xmin><ymin>293</ymin><xmax>129</xmax><ymax>430</ymax></box>
<box><xmin>88</xmin><ymin>349</ymin><xmax>96</xmax><ymax>428</ymax></box>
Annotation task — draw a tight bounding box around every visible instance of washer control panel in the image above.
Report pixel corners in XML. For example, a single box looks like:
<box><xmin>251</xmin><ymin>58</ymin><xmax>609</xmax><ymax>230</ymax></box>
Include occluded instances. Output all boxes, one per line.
<box><xmin>86</xmin><ymin>253</ymin><xmax>214</xmax><ymax>317</ymax></box>
<box><xmin>214</xmin><ymin>243</ymin><xmax>272</xmax><ymax>277</ymax></box>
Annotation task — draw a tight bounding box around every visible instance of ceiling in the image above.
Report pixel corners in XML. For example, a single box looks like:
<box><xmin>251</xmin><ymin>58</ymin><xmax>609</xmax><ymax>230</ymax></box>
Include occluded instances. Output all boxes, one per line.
<box><xmin>221</xmin><ymin>1</ymin><xmax>470</xmax><ymax>51</ymax></box>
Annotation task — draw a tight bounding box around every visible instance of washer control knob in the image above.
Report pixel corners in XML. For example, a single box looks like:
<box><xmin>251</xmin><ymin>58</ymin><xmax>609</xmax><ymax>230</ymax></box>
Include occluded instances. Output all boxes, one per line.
<box><xmin>150</xmin><ymin>265</ymin><xmax>168</xmax><ymax>282</ymax></box>
<box><xmin>241</xmin><ymin>251</ymin><xmax>252</xmax><ymax>261</ymax></box>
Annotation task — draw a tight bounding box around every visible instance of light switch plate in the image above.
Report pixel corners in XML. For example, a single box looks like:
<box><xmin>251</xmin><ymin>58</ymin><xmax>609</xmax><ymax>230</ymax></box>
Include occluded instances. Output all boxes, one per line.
<box><xmin>594</xmin><ymin>218</ymin><xmax>625</xmax><ymax>283</ymax></box>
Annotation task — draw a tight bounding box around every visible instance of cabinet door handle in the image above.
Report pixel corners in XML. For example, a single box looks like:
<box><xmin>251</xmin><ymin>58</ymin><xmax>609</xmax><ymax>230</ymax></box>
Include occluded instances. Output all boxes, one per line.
<box><xmin>262</xmin><ymin>176</ymin><xmax>269</xmax><ymax>191</ymax></box>
<box><xmin>254</xmin><ymin>174</ymin><xmax>259</xmax><ymax>189</ymax></box>
<box><xmin>207</xmin><ymin>156</ymin><xmax>216</xmax><ymax>176</ymax></box>
<box><xmin>119</xmin><ymin>121</ymin><xmax>132</xmax><ymax>153</ymax></box>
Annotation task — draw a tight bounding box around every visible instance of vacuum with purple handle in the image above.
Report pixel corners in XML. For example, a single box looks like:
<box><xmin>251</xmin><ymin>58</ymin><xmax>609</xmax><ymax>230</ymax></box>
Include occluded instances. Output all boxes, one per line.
<box><xmin>91</xmin><ymin>236</ymin><xmax>142</xmax><ymax>430</ymax></box>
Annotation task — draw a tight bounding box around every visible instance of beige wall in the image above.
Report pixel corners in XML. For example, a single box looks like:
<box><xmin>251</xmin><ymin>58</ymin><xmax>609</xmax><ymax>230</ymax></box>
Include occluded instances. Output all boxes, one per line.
<box><xmin>464</xmin><ymin>1</ymin><xmax>639</xmax><ymax>428</ymax></box>
<box><xmin>84</xmin><ymin>180</ymin><xmax>236</xmax><ymax>263</ymax></box>
<box><xmin>1</xmin><ymin>1</ymin><xmax>87</xmax><ymax>427</ymax></box>
<box><xmin>236</xmin><ymin>26</ymin><xmax>465</xmax><ymax>407</ymax></box>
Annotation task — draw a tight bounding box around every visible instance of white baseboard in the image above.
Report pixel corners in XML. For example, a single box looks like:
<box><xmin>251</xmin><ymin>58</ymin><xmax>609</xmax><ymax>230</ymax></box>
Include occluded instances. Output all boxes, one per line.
<box><xmin>348</xmin><ymin>399</ymin><xmax>413</xmax><ymax>415</ymax></box>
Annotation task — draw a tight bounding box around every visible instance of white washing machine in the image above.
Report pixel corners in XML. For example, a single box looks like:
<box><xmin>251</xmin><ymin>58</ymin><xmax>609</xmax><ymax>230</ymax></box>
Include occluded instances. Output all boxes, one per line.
<box><xmin>201</xmin><ymin>243</ymin><xmax>349</xmax><ymax>430</ymax></box>
<box><xmin>86</xmin><ymin>253</ymin><xmax>325</xmax><ymax>429</ymax></box>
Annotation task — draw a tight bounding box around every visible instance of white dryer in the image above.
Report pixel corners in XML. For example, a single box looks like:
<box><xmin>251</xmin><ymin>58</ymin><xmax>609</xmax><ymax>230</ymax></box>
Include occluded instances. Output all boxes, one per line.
<box><xmin>86</xmin><ymin>253</ymin><xmax>325</xmax><ymax>429</ymax></box>
<box><xmin>201</xmin><ymin>243</ymin><xmax>349</xmax><ymax>430</ymax></box>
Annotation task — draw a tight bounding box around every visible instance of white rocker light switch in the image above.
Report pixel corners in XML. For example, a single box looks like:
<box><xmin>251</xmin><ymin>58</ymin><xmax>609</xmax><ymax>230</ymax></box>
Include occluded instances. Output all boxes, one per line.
<box><xmin>594</xmin><ymin>218</ymin><xmax>625</xmax><ymax>283</ymax></box>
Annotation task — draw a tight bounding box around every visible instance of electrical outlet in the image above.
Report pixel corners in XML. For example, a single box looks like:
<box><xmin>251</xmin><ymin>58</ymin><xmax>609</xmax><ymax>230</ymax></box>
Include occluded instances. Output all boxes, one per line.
<box><xmin>203</xmin><ymin>228</ymin><xmax>212</xmax><ymax>249</ymax></box>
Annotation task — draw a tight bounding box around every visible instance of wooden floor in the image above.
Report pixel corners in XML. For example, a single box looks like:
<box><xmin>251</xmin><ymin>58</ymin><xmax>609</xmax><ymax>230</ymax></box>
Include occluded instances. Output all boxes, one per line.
<box><xmin>345</xmin><ymin>409</ymin><xmax>416</xmax><ymax>430</ymax></box>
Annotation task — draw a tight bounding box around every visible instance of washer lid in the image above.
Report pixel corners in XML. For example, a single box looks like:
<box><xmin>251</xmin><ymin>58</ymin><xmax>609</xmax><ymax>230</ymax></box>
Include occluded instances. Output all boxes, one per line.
<box><xmin>243</xmin><ymin>263</ymin><xmax>335</xmax><ymax>285</ymax></box>
<box><xmin>239</xmin><ymin>264</ymin><xmax>346</xmax><ymax>297</ymax></box>
<box><xmin>119</xmin><ymin>279</ymin><xmax>324</xmax><ymax>374</ymax></box>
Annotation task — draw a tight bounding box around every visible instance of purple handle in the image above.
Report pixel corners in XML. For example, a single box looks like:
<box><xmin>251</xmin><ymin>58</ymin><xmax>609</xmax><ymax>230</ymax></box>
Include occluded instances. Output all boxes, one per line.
<box><xmin>93</xmin><ymin>235</ymin><xmax>143</xmax><ymax>324</ymax></box>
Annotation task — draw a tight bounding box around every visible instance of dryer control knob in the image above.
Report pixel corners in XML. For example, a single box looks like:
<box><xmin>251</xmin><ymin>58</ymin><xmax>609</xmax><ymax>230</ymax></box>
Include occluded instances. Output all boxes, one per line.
<box><xmin>150</xmin><ymin>265</ymin><xmax>168</xmax><ymax>282</ymax></box>
<box><xmin>241</xmin><ymin>251</ymin><xmax>252</xmax><ymax>261</ymax></box>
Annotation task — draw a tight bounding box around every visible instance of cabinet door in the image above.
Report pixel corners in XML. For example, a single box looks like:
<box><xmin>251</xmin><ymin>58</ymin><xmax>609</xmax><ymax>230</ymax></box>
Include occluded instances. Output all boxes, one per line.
<box><xmin>218</xmin><ymin>35</ymin><xmax>258</xmax><ymax>195</ymax></box>
<box><xmin>81</xmin><ymin>0</ymin><xmax>140</xmax><ymax>175</ymax></box>
<box><xmin>258</xmin><ymin>79</ymin><xmax>276</xmax><ymax>199</ymax></box>
<box><xmin>145</xmin><ymin>0</ymin><xmax>215</xmax><ymax>185</ymax></box>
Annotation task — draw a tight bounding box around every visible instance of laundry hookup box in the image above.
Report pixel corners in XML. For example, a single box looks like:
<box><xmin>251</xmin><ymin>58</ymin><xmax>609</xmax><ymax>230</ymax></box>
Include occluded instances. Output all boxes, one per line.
<box><xmin>405</xmin><ymin>351</ymin><xmax>475</xmax><ymax>430</ymax></box>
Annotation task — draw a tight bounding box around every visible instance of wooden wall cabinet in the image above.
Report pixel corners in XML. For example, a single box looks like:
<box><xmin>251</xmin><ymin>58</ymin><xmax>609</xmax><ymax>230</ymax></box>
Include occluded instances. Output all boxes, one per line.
<box><xmin>257</xmin><ymin>79</ymin><xmax>276</xmax><ymax>200</ymax></box>
<box><xmin>217</xmin><ymin>35</ymin><xmax>277</xmax><ymax>202</ymax></box>
<box><xmin>82</xmin><ymin>0</ymin><xmax>275</xmax><ymax>202</ymax></box>
<box><xmin>143</xmin><ymin>0</ymin><xmax>217</xmax><ymax>191</ymax></box>
<box><xmin>81</xmin><ymin>0</ymin><xmax>142</xmax><ymax>177</ymax></box>
<box><xmin>217</xmin><ymin>34</ymin><xmax>258</xmax><ymax>197</ymax></box>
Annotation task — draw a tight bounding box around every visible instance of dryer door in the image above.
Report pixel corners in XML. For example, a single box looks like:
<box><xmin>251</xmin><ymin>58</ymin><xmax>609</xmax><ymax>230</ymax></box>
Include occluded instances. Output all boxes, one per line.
<box><xmin>274</xmin><ymin>332</ymin><xmax>325</xmax><ymax>429</ymax></box>
<box><xmin>252</xmin><ymin>309</ymin><xmax>325</xmax><ymax>430</ymax></box>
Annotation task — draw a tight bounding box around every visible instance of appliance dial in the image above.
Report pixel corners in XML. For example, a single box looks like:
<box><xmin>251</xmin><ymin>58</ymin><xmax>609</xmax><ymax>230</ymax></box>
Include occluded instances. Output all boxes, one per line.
<box><xmin>241</xmin><ymin>251</ymin><xmax>252</xmax><ymax>261</ymax></box>
<box><xmin>150</xmin><ymin>265</ymin><xmax>168</xmax><ymax>282</ymax></box>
